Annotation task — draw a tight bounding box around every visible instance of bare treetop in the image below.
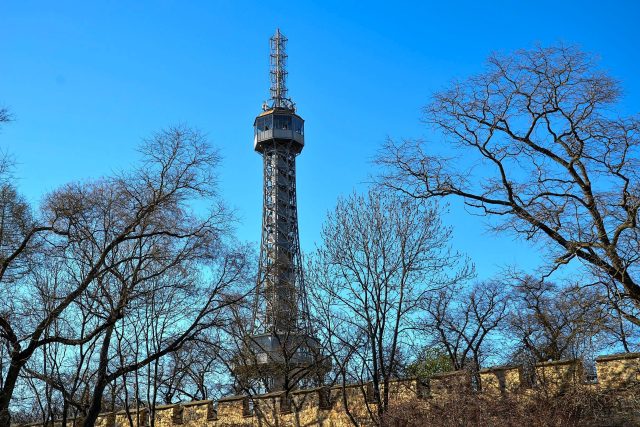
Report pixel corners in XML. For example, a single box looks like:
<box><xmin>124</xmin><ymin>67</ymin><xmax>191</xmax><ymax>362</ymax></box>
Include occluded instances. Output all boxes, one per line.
<box><xmin>378</xmin><ymin>45</ymin><xmax>640</xmax><ymax>320</ymax></box>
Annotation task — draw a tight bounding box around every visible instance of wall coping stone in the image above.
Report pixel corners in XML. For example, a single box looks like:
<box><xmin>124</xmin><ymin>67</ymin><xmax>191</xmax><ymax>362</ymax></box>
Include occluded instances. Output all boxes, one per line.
<box><xmin>115</xmin><ymin>407</ymin><xmax>149</xmax><ymax>415</ymax></box>
<box><xmin>292</xmin><ymin>386</ymin><xmax>323</xmax><ymax>395</ymax></box>
<box><xmin>479</xmin><ymin>365</ymin><xmax>520</xmax><ymax>374</ymax></box>
<box><xmin>430</xmin><ymin>370</ymin><xmax>467</xmax><ymax>379</ymax></box>
<box><xmin>181</xmin><ymin>399</ymin><xmax>212</xmax><ymax>407</ymax></box>
<box><xmin>152</xmin><ymin>404</ymin><xmax>176</xmax><ymax>410</ymax></box>
<box><xmin>596</xmin><ymin>352</ymin><xmax>640</xmax><ymax>362</ymax></box>
<box><xmin>218</xmin><ymin>395</ymin><xmax>245</xmax><ymax>403</ymax></box>
<box><xmin>535</xmin><ymin>358</ymin><xmax>580</xmax><ymax>367</ymax></box>
<box><xmin>252</xmin><ymin>391</ymin><xmax>283</xmax><ymax>399</ymax></box>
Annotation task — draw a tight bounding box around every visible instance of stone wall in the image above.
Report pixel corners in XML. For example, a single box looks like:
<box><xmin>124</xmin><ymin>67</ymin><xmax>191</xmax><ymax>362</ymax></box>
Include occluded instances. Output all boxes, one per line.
<box><xmin>596</xmin><ymin>352</ymin><xmax>640</xmax><ymax>389</ymax></box>
<box><xmin>478</xmin><ymin>365</ymin><xmax>521</xmax><ymax>395</ymax></box>
<box><xmin>20</xmin><ymin>352</ymin><xmax>640</xmax><ymax>427</ymax></box>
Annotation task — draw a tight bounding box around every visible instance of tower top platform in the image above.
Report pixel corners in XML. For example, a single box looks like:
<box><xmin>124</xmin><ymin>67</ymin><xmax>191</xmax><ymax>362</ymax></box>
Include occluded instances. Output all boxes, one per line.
<box><xmin>253</xmin><ymin>28</ymin><xmax>305</xmax><ymax>154</ymax></box>
<box><xmin>255</xmin><ymin>106</ymin><xmax>302</xmax><ymax>119</ymax></box>
<box><xmin>253</xmin><ymin>107</ymin><xmax>305</xmax><ymax>153</ymax></box>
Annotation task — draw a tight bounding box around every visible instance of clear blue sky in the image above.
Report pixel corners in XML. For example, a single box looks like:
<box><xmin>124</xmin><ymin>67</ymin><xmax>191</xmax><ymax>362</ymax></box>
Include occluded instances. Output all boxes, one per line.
<box><xmin>2</xmin><ymin>1</ymin><xmax>639</xmax><ymax>280</ymax></box>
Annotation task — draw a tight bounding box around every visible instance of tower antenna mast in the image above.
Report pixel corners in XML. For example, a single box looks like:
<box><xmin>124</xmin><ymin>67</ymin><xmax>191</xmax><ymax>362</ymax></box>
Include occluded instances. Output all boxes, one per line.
<box><xmin>269</xmin><ymin>29</ymin><xmax>294</xmax><ymax>110</ymax></box>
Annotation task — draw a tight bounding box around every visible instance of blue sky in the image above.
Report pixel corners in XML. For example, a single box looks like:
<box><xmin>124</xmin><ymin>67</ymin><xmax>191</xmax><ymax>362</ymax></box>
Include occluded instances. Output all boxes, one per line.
<box><xmin>2</xmin><ymin>1</ymin><xmax>639</xmax><ymax>280</ymax></box>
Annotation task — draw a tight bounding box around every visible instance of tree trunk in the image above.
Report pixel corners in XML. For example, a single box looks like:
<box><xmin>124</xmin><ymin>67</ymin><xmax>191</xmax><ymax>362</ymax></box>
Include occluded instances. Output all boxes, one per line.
<box><xmin>83</xmin><ymin>325</ymin><xmax>115</xmax><ymax>427</ymax></box>
<box><xmin>0</xmin><ymin>359</ymin><xmax>25</xmax><ymax>427</ymax></box>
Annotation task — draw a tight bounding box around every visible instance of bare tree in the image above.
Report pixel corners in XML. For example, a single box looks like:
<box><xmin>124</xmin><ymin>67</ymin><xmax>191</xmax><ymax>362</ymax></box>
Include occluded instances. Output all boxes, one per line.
<box><xmin>152</xmin><ymin>339</ymin><xmax>228</xmax><ymax>404</ymax></box>
<box><xmin>0</xmin><ymin>126</ymin><xmax>248</xmax><ymax>427</ymax></box>
<box><xmin>508</xmin><ymin>277</ymin><xmax>611</xmax><ymax>364</ymax></box>
<box><xmin>602</xmin><ymin>283</ymin><xmax>640</xmax><ymax>352</ymax></box>
<box><xmin>309</xmin><ymin>189</ymin><xmax>470</xmax><ymax>424</ymax></box>
<box><xmin>20</xmin><ymin>300</ymin><xmax>101</xmax><ymax>425</ymax></box>
<box><xmin>0</xmin><ymin>108</ymin><xmax>8</xmax><ymax>124</ymax></box>
<box><xmin>377</xmin><ymin>45</ymin><xmax>640</xmax><ymax>323</ymax></box>
<box><xmin>422</xmin><ymin>280</ymin><xmax>509</xmax><ymax>385</ymax></box>
<box><xmin>81</xmin><ymin>244</ymin><xmax>248</xmax><ymax>427</ymax></box>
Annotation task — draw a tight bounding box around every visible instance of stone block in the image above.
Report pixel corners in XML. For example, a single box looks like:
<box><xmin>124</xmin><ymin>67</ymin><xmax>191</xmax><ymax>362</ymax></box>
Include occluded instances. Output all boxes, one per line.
<box><xmin>534</xmin><ymin>359</ymin><xmax>583</xmax><ymax>394</ymax></box>
<box><xmin>596</xmin><ymin>352</ymin><xmax>640</xmax><ymax>389</ymax></box>
<box><xmin>480</xmin><ymin>366</ymin><xmax>522</xmax><ymax>394</ymax></box>
<box><xmin>429</xmin><ymin>370</ymin><xmax>471</xmax><ymax>397</ymax></box>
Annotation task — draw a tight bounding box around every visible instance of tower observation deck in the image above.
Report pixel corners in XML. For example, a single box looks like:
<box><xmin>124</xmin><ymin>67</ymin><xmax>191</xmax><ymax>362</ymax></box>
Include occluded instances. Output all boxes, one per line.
<box><xmin>233</xmin><ymin>29</ymin><xmax>327</xmax><ymax>392</ymax></box>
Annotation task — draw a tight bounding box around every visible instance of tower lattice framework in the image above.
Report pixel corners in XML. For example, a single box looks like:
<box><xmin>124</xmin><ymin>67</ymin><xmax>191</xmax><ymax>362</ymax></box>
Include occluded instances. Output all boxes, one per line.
<box><xmin>236</xmin><ymin>29</ymin><xmax>325</xmax><ymax>392</ymax></box>
<box><xmin>253</xmin><ymin>143</ymin><xmax>312</xmax><ymax>335</ymax></box>
<box><xmin>252</xmin><ymin>29</ymin><xmax>312</xmax><ymax>338</ymax></box>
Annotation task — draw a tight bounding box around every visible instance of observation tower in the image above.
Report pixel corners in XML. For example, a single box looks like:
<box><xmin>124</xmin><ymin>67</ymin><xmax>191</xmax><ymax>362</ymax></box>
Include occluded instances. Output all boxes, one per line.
<box><xmin>234</xmin><ymin>29</ymin><xmax>326</xmax><ymax>392</ymax></box>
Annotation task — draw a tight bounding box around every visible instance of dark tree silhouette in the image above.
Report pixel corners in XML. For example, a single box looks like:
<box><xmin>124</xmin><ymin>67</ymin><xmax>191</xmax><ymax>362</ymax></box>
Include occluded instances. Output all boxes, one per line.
<box><xmin>0</xmin><ymin>127</ymin><xmax>249</xmax><ymax>427</ymax></box>
<box><xmin>378</xmin><ymin>46</ymin><xmax>640</xmax><ymax>323</ymax></box>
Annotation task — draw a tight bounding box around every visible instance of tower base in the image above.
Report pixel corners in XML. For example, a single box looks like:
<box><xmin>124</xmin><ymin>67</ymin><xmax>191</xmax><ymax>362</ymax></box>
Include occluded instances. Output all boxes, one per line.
<box><xmin>232</xmin><ymin>331</ymin><xmax>331</xmax><ymax>392</ymax></box>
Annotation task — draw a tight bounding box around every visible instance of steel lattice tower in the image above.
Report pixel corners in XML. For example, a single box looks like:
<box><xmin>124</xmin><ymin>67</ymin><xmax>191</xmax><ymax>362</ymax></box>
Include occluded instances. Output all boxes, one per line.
<box><xmin>234</xmin><ymin>29</ymin><xmax>326</xmax><ymax>392</ymax></box>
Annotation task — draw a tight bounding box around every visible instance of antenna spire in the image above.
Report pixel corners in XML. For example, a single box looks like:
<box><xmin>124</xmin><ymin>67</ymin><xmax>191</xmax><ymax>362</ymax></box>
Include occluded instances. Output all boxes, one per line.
<box><xmin>269</xmin><ymin>29</ymin><xmax>294</xmax><ymax>109</ymax></box>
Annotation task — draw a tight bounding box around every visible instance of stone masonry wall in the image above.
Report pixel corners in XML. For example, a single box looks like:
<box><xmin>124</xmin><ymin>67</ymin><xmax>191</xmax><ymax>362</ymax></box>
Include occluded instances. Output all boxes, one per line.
<box><xmin>21</xmin><ymin>352</ymin><xmax>640</xmax><ymax>427</ymax></box>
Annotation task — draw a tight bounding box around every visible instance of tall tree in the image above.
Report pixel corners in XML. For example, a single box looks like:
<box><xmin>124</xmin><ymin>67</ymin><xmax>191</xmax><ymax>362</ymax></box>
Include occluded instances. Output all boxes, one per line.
<box><xmin>0</xmin><ymin>126</ymin><xmax>246</xmax><ymax>427</ymax></box>
<box><xmin>310</xmin><ymin>190</ymin><xmax>470</xmax><ymax>424</ymax></box>
<box><xmin>377</xmin><ymin>46</ymin><xmax>640</xmax><ymax>322</ymax></box>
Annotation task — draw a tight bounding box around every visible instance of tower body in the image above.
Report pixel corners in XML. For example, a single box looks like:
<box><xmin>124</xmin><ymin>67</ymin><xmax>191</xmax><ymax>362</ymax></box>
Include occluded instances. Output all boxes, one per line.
<box><xmin>253</xmin><ymin>107</ymin><xmax>307</xmax><ymax>333</ymax></box>
<box><xmin>235</xmin><ymin>30</ymin><xmax>325</xmax><ymax>392</ymax></box>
